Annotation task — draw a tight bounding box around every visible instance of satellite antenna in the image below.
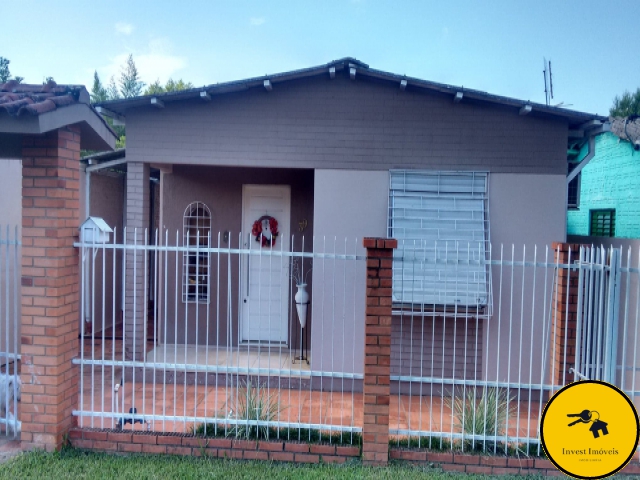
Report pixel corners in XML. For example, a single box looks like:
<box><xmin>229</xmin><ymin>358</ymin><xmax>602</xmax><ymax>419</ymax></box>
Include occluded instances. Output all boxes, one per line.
<box><xmin>543</xmin><ymin>58</ymin><xmax>549</xmax><ymax>105</ymax></box>
<box><xmin>543</xmin><ymin>58</ymin><xmax>553</xmax><ymax>106</ymax></box>
<box><xmin>548</xmin><ymin>60</ymin><xmax>554</xmax><ymax>101</ymax></box>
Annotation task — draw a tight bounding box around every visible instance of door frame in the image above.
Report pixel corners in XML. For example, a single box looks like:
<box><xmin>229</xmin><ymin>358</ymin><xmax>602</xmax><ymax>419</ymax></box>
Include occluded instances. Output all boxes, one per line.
<box><xmin>240</xmin><ymin>184</ymin><xmax>291</xmax><ymax>344</ymax></box>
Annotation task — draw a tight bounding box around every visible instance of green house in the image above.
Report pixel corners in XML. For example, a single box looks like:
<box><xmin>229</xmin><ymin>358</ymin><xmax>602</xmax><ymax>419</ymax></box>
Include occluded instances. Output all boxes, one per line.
<box><xmin>567</xmin><ymin>117</ymin><xmax>640</xmax><ymax>238</ymax></box>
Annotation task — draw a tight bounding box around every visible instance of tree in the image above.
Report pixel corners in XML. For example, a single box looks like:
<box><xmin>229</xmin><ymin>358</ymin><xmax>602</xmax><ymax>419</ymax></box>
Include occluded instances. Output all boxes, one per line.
<box><xmin>164</xmin><ymin>78</ymin><xmax>193</xmax><ymax>92</ymax></box>
<box><xmin>0</xmin><ymin>57</ymin><xmax>10</xmax><ymax>83</ymax></box>
<box><xmin>119</xmin><ymin>54</ymin><xmax>144</xmax><ymax>98</ymax></box>
<box><xmin>144</xmin><ymin>79</ymin><xmax>164</xmax><ymax>95</ymax></box>
<box><xmin>90</xmin><ymin>71</ymin><xmax>108</xmax><ymax>103</ymax></box>
<box><xmin>610</xmin><ymin>88</ymin><xmax>640</xmax><ymax>117</ymax></box>
<box><xmin>107</xmin><ymin>76</ymin><xmax>120</xmax><ymax>100</ymax></box>
<box><xmin>0</xmin><ymin>57</ymin><xmax>22</xmax><ymax>84</ymax></box>
<box><xmin>143</xmin><ymin>78</ymin><xmax>194</xmax><ymax>96</ymax></box>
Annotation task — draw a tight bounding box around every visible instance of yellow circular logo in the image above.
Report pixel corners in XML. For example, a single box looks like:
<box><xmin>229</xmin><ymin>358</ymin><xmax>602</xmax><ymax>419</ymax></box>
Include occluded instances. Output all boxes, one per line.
<box><xmin>540</xmin><ymin>380</ymin><xmax>639</xmax><ymax>479</ymax></box>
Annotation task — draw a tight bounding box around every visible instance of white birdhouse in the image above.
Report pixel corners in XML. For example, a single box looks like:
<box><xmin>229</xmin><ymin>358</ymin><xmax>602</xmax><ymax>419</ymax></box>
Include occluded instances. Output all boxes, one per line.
<box><xmin>80</xmin><ymin>217</ymin><xmax>113</xmax><ymax>243</ymax></box>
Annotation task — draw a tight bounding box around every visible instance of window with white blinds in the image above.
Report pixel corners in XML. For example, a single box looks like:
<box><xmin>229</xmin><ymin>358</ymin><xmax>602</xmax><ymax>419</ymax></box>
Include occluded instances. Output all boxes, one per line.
<box><xmin>388</xmin><ymin>171</ymin><xmax>490</xmax><ymax>309</ymax></box>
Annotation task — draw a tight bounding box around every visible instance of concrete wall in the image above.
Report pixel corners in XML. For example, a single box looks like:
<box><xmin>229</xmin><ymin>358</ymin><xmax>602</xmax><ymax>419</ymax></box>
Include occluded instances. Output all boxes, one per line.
<box><xmin>311</xmin><ymin>169</ymin><xmax>388</xmax><ymax>374</ymax></box>
<box><xmin>0</xmin><ymin>159</ymin><xmax>21</xmax><ymax>361</ymax></box>
<box><xmin>84</xmin><ymin>172</ymin><xmax>125</xmax><ymax>335</ymax></box>
<box><xmin>484</xmin><ymin>173</ymin><xmax>567</xmax><ymax>385</ymax></box>
<box><xmin>388</xmin><ymin>173</ymin><xmax>567</xmax><ymax>383</ymax></box>
<box><xmin>0</xmin><ymin>159</ymin><xmax>21</xmax><ymax>228</ymax></box>
<box><xmin>125</xmin><ymin>74</ymin><xmax>568</xmax><ymax>174</ymax></box>
<box><xmin>568</xmin><ymin>133</ymin><xmax>640</xmax><ymax>238</ymax></box>
<box><xmin>150</xmin><ymin>167</ymin><xmax>568</xmax><ymax>380</ymax></box>
<box><xmin>160</xmin><ymin>165</ymin><xmax>314</xmax><ymax>348</ymax></box>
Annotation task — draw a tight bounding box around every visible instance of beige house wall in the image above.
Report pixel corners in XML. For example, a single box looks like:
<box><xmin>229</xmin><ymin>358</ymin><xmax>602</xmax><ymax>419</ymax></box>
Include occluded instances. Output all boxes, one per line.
<box><xmin>483</xmin><ymin>173</ymin><xmax>567</xmax><ymax>386</ymax></box>
<box><xmin>0</xmin><ymin>159</ymin><xmax>21</xmax><ymax>361</ymax></box>
<box><xmin>311</xmin><ymin>169</ymin><xmax>388</xmax><ymax>374</ymax></box>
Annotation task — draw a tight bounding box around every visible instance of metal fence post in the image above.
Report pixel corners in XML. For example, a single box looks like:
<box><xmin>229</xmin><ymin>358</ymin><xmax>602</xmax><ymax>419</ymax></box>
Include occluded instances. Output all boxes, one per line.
<box><xmin>362</xmin><ymin>238</ymin><xmax>396</xmax><ymax>465</ymax></box>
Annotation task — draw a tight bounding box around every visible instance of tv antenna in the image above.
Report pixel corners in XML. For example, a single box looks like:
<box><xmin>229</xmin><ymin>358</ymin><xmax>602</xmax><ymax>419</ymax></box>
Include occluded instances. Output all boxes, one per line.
<box><xmin>543</xmin><ymin>58</ymin><xmax>554</xmax><ymax>106</ymax></box>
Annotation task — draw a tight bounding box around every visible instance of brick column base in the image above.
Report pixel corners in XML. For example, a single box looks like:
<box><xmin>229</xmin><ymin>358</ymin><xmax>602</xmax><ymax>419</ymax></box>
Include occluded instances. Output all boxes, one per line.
<box><xmin>362</xmin><ymin>238</ymin><xmax>396</xmax><ymax>465</ymax></box>
<box><xmin>20</xmin><ymin>127</ymin><xmax>81</xmax><ymax>451</ymax></box>
<box><xmin>550</xmin><ymin>242</ymin><xmax>581</xmax><ymax>387</ymax></box>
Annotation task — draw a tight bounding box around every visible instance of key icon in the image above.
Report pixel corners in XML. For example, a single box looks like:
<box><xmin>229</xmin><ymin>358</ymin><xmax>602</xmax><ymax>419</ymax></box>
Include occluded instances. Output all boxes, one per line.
<box><xmin>567</xmin><ymin>409</ymin><xmax>592</xmax><ymax>426</ymax></box>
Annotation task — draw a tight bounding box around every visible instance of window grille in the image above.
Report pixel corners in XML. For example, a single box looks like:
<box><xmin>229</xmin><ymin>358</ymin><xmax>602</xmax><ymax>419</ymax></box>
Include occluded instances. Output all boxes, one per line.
<box><xmin>567</xmin><ymin>164</ymin><xmax>580</xmax><ymax>209</ymax></box>
<box><xmin>590</xmin><ymin>209</ymin><xmax>615</xmax><ymax>237</ymax></box>
<box><xmin>182</xmin><ymin>202</ymin><xmax>211</xmax><ymax>303</ymax></box>
<box><xmin>388</xmin><ymin>171</ymin><xmax>490</xmax><ymax>310</ymax></box>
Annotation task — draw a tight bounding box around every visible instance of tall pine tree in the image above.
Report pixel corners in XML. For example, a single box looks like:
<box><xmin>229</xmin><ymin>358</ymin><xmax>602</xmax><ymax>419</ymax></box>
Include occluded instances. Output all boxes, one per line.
<box><xmin>90</xmin><ymin>71</ymin><xmax>108</xmax><ymax>103</ymax></box>
<box><xmin>119</xmin><ymin>54</ymin><xmax>144</xmax><ymax>98</ymax></box>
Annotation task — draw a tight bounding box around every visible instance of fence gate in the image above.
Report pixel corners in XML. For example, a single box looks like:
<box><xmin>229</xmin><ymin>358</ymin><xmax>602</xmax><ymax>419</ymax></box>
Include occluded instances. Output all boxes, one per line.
<box><xmin>0</xmin><ymin>226</ymin><xmax>20</xmax><ymax>438</ymax></box>
<box><xmin>575</xmin><ymin>246</ymin><xmax>622</xmax><ymax>384</ymax></box>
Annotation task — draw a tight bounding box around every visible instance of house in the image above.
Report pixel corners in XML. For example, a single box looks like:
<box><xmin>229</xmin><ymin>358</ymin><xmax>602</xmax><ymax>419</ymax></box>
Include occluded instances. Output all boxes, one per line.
<box><xmin>89</xmin><ymin>57</ymin><xmax>606</xmax><ymax>383</ymax></box>
<box><xmin>0</xmin><ymin>80</ymin><xmax>116</xmax><ymax>448</ymax></box>
<box><xmin>0</xmin><ymin>80</ymin><xmax>116</xmax><ymax>360</ymax></box>
<box><xmin>567</xmin><ymin>117</ymin><xmax>640</xmax><ymax>238</ymax></box>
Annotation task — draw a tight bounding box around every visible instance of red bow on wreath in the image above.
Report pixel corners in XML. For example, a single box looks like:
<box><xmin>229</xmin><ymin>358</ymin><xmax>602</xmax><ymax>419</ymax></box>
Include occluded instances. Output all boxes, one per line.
<box><xmin>251</xmin><ymin>215</ymin><xmax>279</xmax><ymax>247</ymax></box>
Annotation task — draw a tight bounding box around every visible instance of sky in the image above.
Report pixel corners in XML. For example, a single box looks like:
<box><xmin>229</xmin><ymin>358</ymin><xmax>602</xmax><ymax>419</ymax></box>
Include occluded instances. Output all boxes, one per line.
<box><xmin>2</xmin><ymin>0</ymin><xmax>639</xmax><ymax>116</ymax></box>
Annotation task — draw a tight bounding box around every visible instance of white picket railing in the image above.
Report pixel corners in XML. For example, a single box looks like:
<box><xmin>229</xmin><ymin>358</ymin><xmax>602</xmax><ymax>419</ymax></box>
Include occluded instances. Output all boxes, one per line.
<box><xmin>0</xmin><ymin>226</ymin><xmax>21</xmax><ymax>438</ymax></box>
<box><xmin>390</xmin><ymin>242</ymin><xmax>640</xmax><ymax>457</ymax></box>
<box><xmin>72</xmin><ymin>231</ymin><xmax>640</xmax><ymax>455</ymax></box>
<box><xmin>73</xmin><ymin>229</ymin><xmax>366</xmax><ymax>444</ymax></box>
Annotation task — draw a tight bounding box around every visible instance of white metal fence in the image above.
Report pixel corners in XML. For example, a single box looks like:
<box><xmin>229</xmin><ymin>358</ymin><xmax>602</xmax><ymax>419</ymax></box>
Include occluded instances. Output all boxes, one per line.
<box><xmin>390</xmin><ymin>242</ymin><xmax>640</xmax><ymax>457</ymax></box>
<box><xmin>73</xmin><ymin>229</ymin><xmax>366</xmax><ymax>444</ymax></box>
<box><xmin>0</xmin><ymin>226</ymin><xmax>20</xmax><ymax>438</ymax></box>
<box><xmin>72</xmin><ymin>232</ymin><xmax>640</xmax><ymax>455</ymax></box>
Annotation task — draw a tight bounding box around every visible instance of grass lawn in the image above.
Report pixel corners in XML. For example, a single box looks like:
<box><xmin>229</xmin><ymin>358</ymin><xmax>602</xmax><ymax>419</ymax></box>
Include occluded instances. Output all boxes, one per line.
<box><xmin>0</xmin><ymin>448</ymin><xmax>534</xmax><ymax>479</ymax></box>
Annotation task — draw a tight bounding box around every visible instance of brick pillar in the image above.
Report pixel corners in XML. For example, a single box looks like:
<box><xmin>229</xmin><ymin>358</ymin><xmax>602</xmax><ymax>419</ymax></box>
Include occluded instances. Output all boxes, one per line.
<box><xmin>20</xmin><ymin>127</ymin><xmax>81</xmax><ymax>451</ymax></box>
<box><xmin>550</xmin><ymin>242</ymin><xmax>581</xmax><ymax>386</ymax></box>
<box><xmin>362</xmin><ymin>238</ymin><xmax>396</xmax><ymax>466</ymax></box>
<box><xmin>124</xmin><ymin>162</ymin><xmax>149</xmax><ymax>361</ymax></box>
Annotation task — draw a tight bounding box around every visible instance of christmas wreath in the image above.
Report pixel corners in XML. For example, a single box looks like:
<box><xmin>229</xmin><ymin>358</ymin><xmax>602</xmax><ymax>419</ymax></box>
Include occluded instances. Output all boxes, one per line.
<box><xmin>251</xmin><ymin>215</ymin><xmax>279</xmax><ymax>247</ymax></box>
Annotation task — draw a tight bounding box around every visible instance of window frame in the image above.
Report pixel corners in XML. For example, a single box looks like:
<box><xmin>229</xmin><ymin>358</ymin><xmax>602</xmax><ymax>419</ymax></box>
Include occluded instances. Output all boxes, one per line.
<box><xmin>388</xmin><ymin>170</ymin><xmax>491</xmax><ymax>314</ymax></box>
<box><xmin>182</xmin><ymin>201</ymin><xmax>212</xmax><ymax>304</ymax></box>
<box><xmin>567</xmin><ymin>171</ymin><xmax>581</xmax><ymax>209</ymax></box>
<box><xmin>589</xmin><ymin>209</ymin><xmax>616</xmax><ymax>237</ymax></box>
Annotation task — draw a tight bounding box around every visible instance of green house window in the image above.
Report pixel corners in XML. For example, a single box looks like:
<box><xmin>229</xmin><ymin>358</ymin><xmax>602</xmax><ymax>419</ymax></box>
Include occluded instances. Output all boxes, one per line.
<box><xmin>589</xmin><ymin>209</ymin><xmax>615</xmax><ymax>237</ymax></box>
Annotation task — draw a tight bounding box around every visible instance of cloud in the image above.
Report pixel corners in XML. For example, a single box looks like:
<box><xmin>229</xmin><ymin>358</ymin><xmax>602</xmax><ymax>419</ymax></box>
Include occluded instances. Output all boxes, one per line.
<box><xmin>115</xmin><ymin>22</ymin><xmax>134</xmax><ymax>35</ymax></box>
<box><xmin>250</xmin><ymin>17</ymin><xmax>265</xmax><ymax>26</ymax></box>
<box><xmin>442</xmin><ymin>27</ymin><xmax>450</xmax><ymax>39</ymax></box>
<box><xmin>101</xmin><ymin>38</ymin><xmax>187</xmax><ymax>86</ymax></box>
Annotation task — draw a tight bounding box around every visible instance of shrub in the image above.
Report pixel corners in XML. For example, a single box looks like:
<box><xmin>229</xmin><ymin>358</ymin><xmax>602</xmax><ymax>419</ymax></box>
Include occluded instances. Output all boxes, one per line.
<box><xmin>447</xmin><ymin>386</ymin><xmax>515</xmax><ymax>452</ymax></box>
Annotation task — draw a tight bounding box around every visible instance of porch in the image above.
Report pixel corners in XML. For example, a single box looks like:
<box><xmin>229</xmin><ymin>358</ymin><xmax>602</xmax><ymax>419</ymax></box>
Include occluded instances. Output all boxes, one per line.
<box><xmin>77</xmin><ymin>364</ymin><xmax>543</xmax><ymax>447</ymax></box>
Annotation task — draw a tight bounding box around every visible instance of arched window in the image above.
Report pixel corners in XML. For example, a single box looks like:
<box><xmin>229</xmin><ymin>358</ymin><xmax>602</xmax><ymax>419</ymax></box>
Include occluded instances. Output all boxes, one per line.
<box><xmin>182</xmin><ymin>202</ymin><xmax>211</xmax><ymax>303</ymax></box>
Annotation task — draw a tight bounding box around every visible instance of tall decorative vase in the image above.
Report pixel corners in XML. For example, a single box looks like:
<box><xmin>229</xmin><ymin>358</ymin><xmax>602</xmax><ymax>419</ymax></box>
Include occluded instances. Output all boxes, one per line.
<box><xmin>295</xmin><ymin>283</ymin><xmax>309</xmax><ymax>328</ymax></box>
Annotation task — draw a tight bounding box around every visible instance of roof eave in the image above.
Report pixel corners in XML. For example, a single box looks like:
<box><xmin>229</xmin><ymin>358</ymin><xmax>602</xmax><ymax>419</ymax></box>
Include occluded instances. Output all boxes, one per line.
<box><xmin>95</xmin><ymin>58</ymin><xmax>606</xmax><ymax>127</ymax></box>
<box><xmin>0</xmin><ymin>103</ymin><xmax>116</xmax><ymax>151</ymax></box>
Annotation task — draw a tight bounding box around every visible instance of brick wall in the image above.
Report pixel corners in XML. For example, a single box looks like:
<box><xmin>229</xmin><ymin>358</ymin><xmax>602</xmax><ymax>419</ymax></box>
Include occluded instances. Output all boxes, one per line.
<box><xmin>362</xmin><ymin>238</ymin><xmax>396</xmax><ymax>465</ymax></box>
<box><xmin>550</xmin><ymin>243</ymin><xmax>580</xmax><ymax>386</ymax></box>
<box><xmin>124</xmin><ymin>162</ymin><xmax>149</xmax><ymax>361</ymax></box>
<box><xmin>69</xmin><ymin>428</ymin><xmax>360</xmax><ymax>464</ymax></box>
<box><xmin>20</xmin><ymin>127</ymin><xmax>81</xmax><ymax>451</ymax></box>
<box><xmin>390</xmin><ymin>448</ymin><xmax>640</xmax><ymax>476</ymax></box>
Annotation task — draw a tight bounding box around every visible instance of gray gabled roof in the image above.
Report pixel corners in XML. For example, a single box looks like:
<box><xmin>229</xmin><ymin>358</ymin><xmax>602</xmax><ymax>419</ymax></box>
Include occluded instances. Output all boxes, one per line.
<box><xmin>95</xmin><ymin>57</ymin><xmax>606</xmax><ymax>129</ymax></box>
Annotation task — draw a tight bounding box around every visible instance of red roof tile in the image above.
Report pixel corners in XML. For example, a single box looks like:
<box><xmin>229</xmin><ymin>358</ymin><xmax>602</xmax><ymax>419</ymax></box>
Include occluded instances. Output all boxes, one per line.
<box><xmin>0</xmin><ymin>80</ymin><xmax>89</xmax><ymax>116</ymax></box>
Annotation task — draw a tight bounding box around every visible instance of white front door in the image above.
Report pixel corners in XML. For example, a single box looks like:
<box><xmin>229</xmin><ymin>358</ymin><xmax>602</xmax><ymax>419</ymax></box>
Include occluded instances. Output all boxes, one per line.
<box><xmin>241</xmin><ymin>185</ymin><xmax>291</xmax><ymax>343</ymax></box>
